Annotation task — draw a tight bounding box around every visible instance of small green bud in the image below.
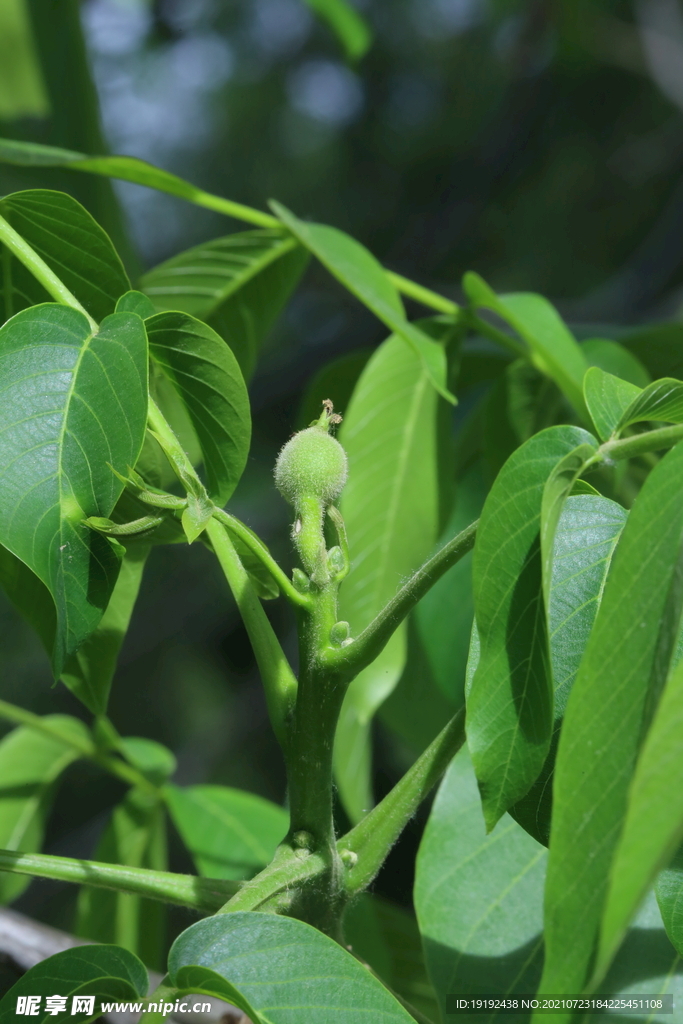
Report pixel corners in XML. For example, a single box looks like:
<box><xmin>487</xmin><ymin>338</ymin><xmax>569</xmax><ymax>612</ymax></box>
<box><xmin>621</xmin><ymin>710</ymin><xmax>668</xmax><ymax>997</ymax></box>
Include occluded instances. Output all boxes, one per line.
<box><xmin>292</xmin><ymin>830</ymin><xmax>314</xmax><ymax>850</ymax></box>
<box><xmin>340</xmin><ymin>848</ymin><xmax>358</xmax><ymax>868</ymax></box>
<box><xmin>330</xmin><ymin>620</ymin><xmax>351</xmax><ymax>646</ymax></box>
<box><xmin>327</xmin><ymin>545</ymin><xmax>345</xmax><ymax>575</ymax></box>
<box><xmin>274</xmin><ymin>426</ymin><xmax>347</xmax><ymax>509</ymax></box>
<box><xmin>292</xmin><ymin>568</ymin><xmax>311</xmax><ymax>593</ymax></box>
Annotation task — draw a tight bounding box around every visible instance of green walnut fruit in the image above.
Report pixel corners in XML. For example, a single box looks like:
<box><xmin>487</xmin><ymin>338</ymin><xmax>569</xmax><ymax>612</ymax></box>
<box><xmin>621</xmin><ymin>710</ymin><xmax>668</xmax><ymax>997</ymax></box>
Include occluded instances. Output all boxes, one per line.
<box><xmin>275</xmin><ymin>425</ymin><xmax>348</xmax><ymax>509</ymax></box>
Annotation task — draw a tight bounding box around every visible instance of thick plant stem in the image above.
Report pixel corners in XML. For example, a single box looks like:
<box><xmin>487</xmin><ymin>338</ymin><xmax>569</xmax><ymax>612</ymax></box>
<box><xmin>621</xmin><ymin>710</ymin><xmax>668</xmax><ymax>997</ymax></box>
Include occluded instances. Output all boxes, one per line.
<box><xmin>339</xmin><ymin>707</ymin><xmax>466</xmax><ymax>894</ymax></box>
<box><xmin>598</xmin><ymin>425</ymin><xmax>683</xmax><ymax>462</ymax></box>
<box><xmin>0</xmin><ymin>212</ymin><xmax>97</xmax><ymax>330</ymax></box>
<box><xmin>326</xmin><ymin>520</ymin><xmax>478</xmax><ymax>678</ymax></box>
<box><xmin>206</xmin><ymin>518</ymin><xmax>297</xmax><ymax>750</ymax></box>
<box><xmin>0</xmin><ymin>848</ymin><xmax>236</xmax><ymax>912</ymax></box>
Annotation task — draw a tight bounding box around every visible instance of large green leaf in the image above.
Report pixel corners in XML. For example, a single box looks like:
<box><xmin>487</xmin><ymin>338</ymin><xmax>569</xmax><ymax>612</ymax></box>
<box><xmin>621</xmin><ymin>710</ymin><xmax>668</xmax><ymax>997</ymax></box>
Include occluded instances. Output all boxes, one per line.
<box><xmin>144</xmin><ymin>310</ymin><xmax>251</xmax><ymax>506</ymax></box>
<box><xmin>0</xmin><ymin>305</ymin><xmax>148</xmax><ymax>673</ymax></box>
<box><xmin>141</xmin><ymin>231</ymin><xmax>309</xmax><ymax>381</ymax></box>
<box><xmin>463</xmin><ymin>272</ymin><xmax>588</xmax><ymax>418</ymax></box>
<box><xmin>302</xmin><ymin>0</ymin><xmax>372</xmax><ymax>61</ymax></box>
<box><xmin>0</xmin><ymin>544</ymin><xmax>149</xmax><ymax>714</ymax></box>
<box><xmin>334</xmin><ymin>322</ymin><xmax>447</xmax><ymax>821</ymax></box>
<box><xmin>76</xmin><ymin>788</ymin><xmax>167</xmax><ymax>970</ymax></box>
<box><xmin>615</xmin><ymin>377</ymin><xmax>683</xmax><ymax>435</ymax></box>
<box><xmin>167</xmin><ymin>912</ymin><xmax>413</xmax><ymax>1024</ymax></box>
<box><xmin>541</xmin><ymin>439</ymin><xmax>683</xmax><ymax>1000</ymax></box>
<box><xmin>0</xmin><ymin>945</ymin><xmax>147</xmax><ymax>1024</ymax></box>
<box><xmin>0</xmin><ymin>189</ymin><xmax>129</xmax><ymax>324</ymax></box>
<box><xmin>270</xmin><ymin>201</ymin><xmax>455</xmax><ymax>404</ymax></box>
<box><xmin>414</xmin><ymin>749</ymin><xmax>547</xmax><ymax>1021</ymax></box>
<box><xmin>467</xmin><ymin>425</ymin><xmax>596</xmax><ymax>830</ymax></box>
<box><xmin>164</xmin><ymin>784</ymin><xmax>288</xmax><ymax>880</ymax></box>
<box><xmin>511</xmin><ymin>495</ymin><xmax>627</xmax><ymax>845</ymax></box>
<box><xmin>0</xmin><ymin>717</ymin><xmax>90</xmax><ymax>903</ymax></box>
<box><xmin>596</xmin><ymin>654</ymin><xmax>683</xmax><ymax>983</ymax></box>
<box><xmin>343</xmin><ymin>895</ymin><xmax>439</xmax><ymax>1022</ymax></box>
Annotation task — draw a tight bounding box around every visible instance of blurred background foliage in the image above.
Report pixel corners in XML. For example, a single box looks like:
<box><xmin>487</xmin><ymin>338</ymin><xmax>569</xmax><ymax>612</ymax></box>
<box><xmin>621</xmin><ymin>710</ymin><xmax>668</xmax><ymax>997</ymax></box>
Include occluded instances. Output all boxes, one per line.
<box><xmin>2</xmin><ymin>0</ymin><xmax>683</xmax><ymax>934</ymax></box>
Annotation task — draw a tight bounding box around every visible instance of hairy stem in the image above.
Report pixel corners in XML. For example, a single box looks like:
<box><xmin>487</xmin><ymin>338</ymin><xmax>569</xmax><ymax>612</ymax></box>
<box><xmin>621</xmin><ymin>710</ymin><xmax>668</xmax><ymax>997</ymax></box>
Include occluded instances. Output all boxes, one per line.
<box><xmin>0</xmin><ymin>848</ymin><xmax>236</xmax><ymax>912</ymax></box>
<box><xmin>339</xmin><ymin>707</ymin><xmax>466</xmax><ymax>894</ymax></box>
<box><xmin>206</xmin><ymin>518</ymin><xmax>297</xmax><ymax>750</ymax></box>
<box><xmin>599</xmin><ymin>425</ymin><xmax>683</xmax><ymax>462</ymax></box>
<box><xmin>212</xmin><ymin>507</ymin><xmax>312</xmax><ymax>610</ymax></box>
<box><xmin>326</xmin><ymin>520</ymin><xmax>478</xmax><ymax>678</ymax></box>
<box><xmin>0</xmin><ymin>213</ymin><xmax>97</xmax><ymax>330</ymax></box>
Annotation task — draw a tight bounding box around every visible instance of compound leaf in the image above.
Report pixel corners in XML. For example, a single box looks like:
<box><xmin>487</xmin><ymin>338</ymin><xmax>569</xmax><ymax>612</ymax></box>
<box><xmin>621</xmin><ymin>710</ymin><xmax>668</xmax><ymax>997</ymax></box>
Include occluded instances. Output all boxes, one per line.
<box><xmin>0</xmin><ymin>305</ymin><xmax>148</xmax><ymax>674</ymax></box>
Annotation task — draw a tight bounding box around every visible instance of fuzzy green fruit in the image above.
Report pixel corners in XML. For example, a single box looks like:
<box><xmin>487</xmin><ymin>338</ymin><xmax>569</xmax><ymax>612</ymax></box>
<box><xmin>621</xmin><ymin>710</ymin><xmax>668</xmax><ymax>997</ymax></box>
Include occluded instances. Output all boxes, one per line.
<box><xmin>275</xmin><ymin>426</ymin><xmax>348</xmax><ymax>508</ymax></box>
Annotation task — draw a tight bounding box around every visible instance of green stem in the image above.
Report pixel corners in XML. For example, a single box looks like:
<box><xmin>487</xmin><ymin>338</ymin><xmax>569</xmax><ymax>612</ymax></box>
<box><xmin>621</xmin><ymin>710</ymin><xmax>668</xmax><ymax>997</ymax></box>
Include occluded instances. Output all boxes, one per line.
<box><xmin>181</xmin><ymin>189</ymin><xmax>281</xmax><ymax>228</ymax></box>
<box><xmin>212</xmin><ymin>507</ymin><xmax>312</xmax><ymax>610</ymax></box>
<box><xmin>339</xmin><ymin>707</ymin><xmax>466</xmax><ymax>894</ymax></box>
<box><xmin>0</xmin><ymin>212</ymin><xmax>97</xmax><ymax>330</ymax></box>
<box><xmin>467</xmin><ymin>310</ymin><xmax>527</xmax><ymax>359</ymax></box>
<box><xmin>326</xmin><ymin>520</ymin><xmax>478</xmax><ymax>678</ymax></box>
<box><xmin>218</xmin><ymin>846</ymin><xmax>328</xmax><ymax>914</ymax></box>
<box><xmin>599</xmin><ymin>425</ymin><xmax>683</xmax><ymax>462</ymax></box>
<box><xmin>327</xmin><ymin>505</ymin><xmax>350</xmax><ymax>581</ymax></box>
<box><xmin>0</xmin><ymin>848</ymin><xmax>236</xmax><ymax>912</ymax></box>
<box><xmin>205</xmin><ymin>517</ymin><xmax>297</xmax><ymax>750</ymax></box>
<box><xmin>146</xmin><ymin>396</ymin><xmax>202</xmax><ymax>488</ymax></box>
<box><xmin>385</xmin><ymin>271</ymin><xmax>460</xmax><ymax>315</ymax></box>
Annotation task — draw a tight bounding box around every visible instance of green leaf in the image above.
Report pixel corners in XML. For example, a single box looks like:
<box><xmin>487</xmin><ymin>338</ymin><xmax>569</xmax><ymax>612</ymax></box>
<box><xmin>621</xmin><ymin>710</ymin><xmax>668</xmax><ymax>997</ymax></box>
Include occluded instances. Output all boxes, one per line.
<box><xmin>164</xmin><ymin>784</ymin><xmax>288</xmax><ymax>880</ymax></box>
<box><xmin>623</xmin><ymin>323</ymin><xmax>683</xmax><ymax>380</ymax></box>
<box><xmin>302</xmin><ymin>0</ymin><xmax>373</xmax><ymax>61</ymax></box>
<box><xmin>414</xmin><ymin>749</ymin><xmax>547</xmax><ymax>1021</ymax></box>
<box><xmin>116</xmin><ymin>289</ymin><xmax>156</xmax><ymax>319</ymax></box>
<box><xmin>583</xmin><ymin>366</ymin><xmax>642</xmax><ymax>442</ymax></box>
<box><xmin>0</xmin><ymin>305</ymin><xmax>148</xmax><ymax>673</ymax></box>
<box><xmin>656</xmin><ymin>847</ymin><xmax>683</xmax><ymax>956</ymax></box>
<box><xmin>0</xmin><ymin>189</ymin><xmax>129</xmax><ymax>323</ymax></box>
<box><xmin>167</xmin><ymin>912</ymin><xmax>414</xmax><ymax>1024</ymax></box>
<box><xmin>615</xmin><ymin>377</ymin><xmax>683</xmax><ymax>435</ymax></box>
<box><xmin>463</xmin><ymin>272</ymin><xmax>588</xmax><ymax>418</ymax></box>
<box><xmin>0</xmin><ymin>945</ymin><xmax>147</xmax><ymax>1024</ymax></box>
<box><xmin>141</xmin><ymin>231</ymin><xmax>309</xmax><ymax>381</ymax></box>
<box><xmin>0</xmin><ymin>0</ymin><xmax>49</xmax><ymax>119</ymax></box>
<box><xmin>580</xmin><ymin>337</ymin><xmax>650</xmax><ymax>387</ymax></box>
<box><xmin>334</xmin><ymin>323</ymin><xmax>447</xmax><ymax>821</ymax></box>
<box><xmin>119</xmin><ymin>737</ymin><xmax>177</xmax><ymax>786</ymax></box>
<box><xmin>0</xmin><ymin>543</ymin><xmax>149</xmax><ymax>713</ymax></box>
<box><xmin>270</xmin><ymin>201</ymin><xmax>455</xmax><ymax>404</ymax></box>
<box><xmin>230</xmin><ymin>529</ymin><xmax>280</xmax><ymax>600</ymax></box>
<box><xmin>595</xmin><ymin>653</ymin><xmax>683</xmax><ymax>983</ymax></box>
<box><xmin>145</xmin><ymin>311</ymin><xmax>251</xmax><ymax>506</ymax></box>
<box><xmin>343</xmin><ymin>895</ymin><xmax>440</xmax><ymax>1023</ymax></box>
<box><xmin>0</xmin><ymin>717</ymin><xmax>90</xmax><ymax>903</ymax></box>
<box><xmin>541</xmin><ymin>438</ymin><xmax>683</xmax><ymax>998</ymax></box>
<box><xmin>467</xmin><ymin>425</ymin><xmax>596</xmax><ymax>830</ymax></box>
<box><xmin>76</xmin><ymin>789</ymin><xmax>167</xmax><ymax>970</ymax></box>
<box><xmin>511</xmin><ymin>495</ymin><xmax>627</xmax><ymax>845</ymax></box>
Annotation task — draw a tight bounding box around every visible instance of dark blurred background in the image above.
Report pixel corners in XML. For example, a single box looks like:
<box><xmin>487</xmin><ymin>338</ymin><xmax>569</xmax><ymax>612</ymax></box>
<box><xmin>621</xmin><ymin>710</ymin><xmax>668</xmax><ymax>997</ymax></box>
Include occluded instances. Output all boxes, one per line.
<box><xmin>2</xmin><ymin>0</ymin><xmax>683</xmax><ymax>934</ymax></box>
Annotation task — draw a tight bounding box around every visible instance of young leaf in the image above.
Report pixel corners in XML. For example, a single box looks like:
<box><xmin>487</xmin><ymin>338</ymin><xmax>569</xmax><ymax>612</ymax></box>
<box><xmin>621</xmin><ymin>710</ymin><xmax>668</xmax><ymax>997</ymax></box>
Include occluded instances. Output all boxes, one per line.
<box><xmin>141</xmin><ymin>231</ymin><xmax>309</xmax><ymax>381</ymax></box>
<box><xmin>615</xmin><ymin>378</ymin><xmax>683</xmax><ymax>436</ymax></box>
<box><xmin>116</xmin><ymin>289</ymin><xmax>156</xmax><ymax>318</ymax></box>
<box><xmin>463</xmin><ymin>272</ymin><xmax>588</xmax><ymax>419</ymax></box>
<box><xmin>145</xmin><ymin>311</ymin><xmax>251</xmax><ymax>506</ymax></box>
<box><xmin>414</xmin><ymin>750</ymin><xmax>547</xmax><ymax>1020</ymax></box>
<box><xmin>0</xmin><ymin>717</ymin><xmax>90</xmax><ymax>903</ymax></box>
<box><xmin>0</xmin><ymin>189</ymin><xmax>129</xmax><ymax>323</ymax></box>
<box><xmin>0</xmin><ymin>544</ymin><xmax>149</xmax><ymax>714</ymax></box>
<box><xmin>343</xmin><ymin>895</ymin><xmax>440</xmax><ymax>1022</ymax></box>
<box><xmin>119</xmin><ymin>737</ymin><xmax>177</xmax><ymax>786</ymax></box>
<box><xmin>167</xmin><ymin>912</ymin><xmax>414</xmax><ymax>1024</ymax></box>
<box><xmin>595</xmin><ymin>654</ymin><xmax>683</xmax><ymax>983</ymax></box>
<box><xmin>0</xmin><ymin>945</ymin><xmax>148</xmax><ymax>1024</ymax></box>
<box><xmin>334</xmin><ymin>324</ymin><xmax>447</xmax><ymax>821</ymax></box>
<box><xmin>467</xmin><ymin>425</ymin><xmax>596</xmax><ymax>830</ymax></box>
<box><xmin>583</xmin><ymin>366</ymin><xmax>642</xmax><ymax>442</ymax></box>
<box><xmin>0</xmin><ymin>305</ymin><xmax>148</xmax><ymax>673</ymax></box>
<box><xmin>511</xmin><ymin>495</ymin><xmax>627</xmax><ymax>845</ymax></box>
<box><xmin>76</xmin><ymin>789</ymin><xmax>168</xmax><ymax>970</ymax></box>
<box><xmin>541</xmin><ymin>439</ymin><xmax>683</xmax><ymax>998</ymax></box>
<box><xmin>270</xmin><ymin>201</ymin><xmax>455</xmax><ymax>404</ymax></box>
<box><xmin>164</xmin><ymin>784</ymin><xmax>288</xmax><ymax>880</ymax></box>
<box><xmin>302</xmin><ymin>0</ymin><xmax>373</xmax><ymax>61</ymax></box>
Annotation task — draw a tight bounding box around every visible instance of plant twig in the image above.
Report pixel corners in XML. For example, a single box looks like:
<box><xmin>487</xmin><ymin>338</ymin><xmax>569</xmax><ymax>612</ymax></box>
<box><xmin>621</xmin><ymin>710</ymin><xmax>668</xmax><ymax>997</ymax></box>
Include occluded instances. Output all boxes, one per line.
<box><xmin>325</xmin><ymin>520</ymin><xmax>478</xmax><ymax>678</ymax></box>
<box><xmin>339</xmin><ymin>708</ymin><xmax>466</xmax><ymax>894</ymax></box>
<box><xmin>0</xmin><ymin>849</ymin><xmax>237</xmax><ymax>912</ymax></box>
